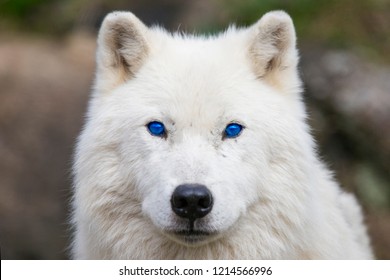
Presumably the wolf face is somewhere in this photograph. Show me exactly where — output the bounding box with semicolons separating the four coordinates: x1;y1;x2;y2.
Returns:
74;10;307;245
72;11;372;259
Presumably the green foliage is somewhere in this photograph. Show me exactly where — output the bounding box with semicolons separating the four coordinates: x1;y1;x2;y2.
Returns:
0;0;51;17
223;0;330;26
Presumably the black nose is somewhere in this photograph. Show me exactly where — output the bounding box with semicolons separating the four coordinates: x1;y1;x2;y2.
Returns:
171;184;213;221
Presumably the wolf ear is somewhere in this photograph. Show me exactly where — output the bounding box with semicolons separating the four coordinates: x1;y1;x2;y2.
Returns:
95;11;149;92
249;11;299;87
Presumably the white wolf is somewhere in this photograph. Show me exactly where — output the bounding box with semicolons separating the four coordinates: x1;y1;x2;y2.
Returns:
71;10;373;259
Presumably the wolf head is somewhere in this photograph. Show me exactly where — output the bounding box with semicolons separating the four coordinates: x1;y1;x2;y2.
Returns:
73;11;315;256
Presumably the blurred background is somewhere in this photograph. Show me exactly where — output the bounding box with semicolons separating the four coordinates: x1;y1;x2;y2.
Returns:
0;0;389;259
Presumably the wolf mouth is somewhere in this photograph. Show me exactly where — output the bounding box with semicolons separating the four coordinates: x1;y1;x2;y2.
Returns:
174;229;211;236
170;229;216;244
163;226;219;244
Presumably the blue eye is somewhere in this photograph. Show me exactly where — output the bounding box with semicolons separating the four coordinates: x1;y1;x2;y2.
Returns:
224;123;243;138
147;121;166;137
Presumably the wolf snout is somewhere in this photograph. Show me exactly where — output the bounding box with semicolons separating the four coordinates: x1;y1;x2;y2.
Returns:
171;184;213;221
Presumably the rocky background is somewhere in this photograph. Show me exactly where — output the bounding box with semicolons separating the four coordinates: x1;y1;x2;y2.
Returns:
0;0;389;259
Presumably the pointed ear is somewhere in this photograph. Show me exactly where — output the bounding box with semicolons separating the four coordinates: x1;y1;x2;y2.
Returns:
249;11;299;86
95;11;149;92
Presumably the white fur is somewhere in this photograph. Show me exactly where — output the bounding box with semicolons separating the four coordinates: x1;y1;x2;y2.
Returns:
71;11;373;259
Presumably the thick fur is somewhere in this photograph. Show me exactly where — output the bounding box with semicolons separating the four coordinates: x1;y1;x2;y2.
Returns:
71;11;373;259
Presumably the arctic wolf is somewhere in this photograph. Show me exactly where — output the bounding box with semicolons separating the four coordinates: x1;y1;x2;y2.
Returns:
71;10;373;259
